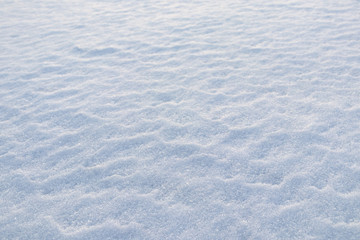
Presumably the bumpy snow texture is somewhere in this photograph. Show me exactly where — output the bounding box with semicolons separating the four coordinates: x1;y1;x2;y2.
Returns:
1;0;360;239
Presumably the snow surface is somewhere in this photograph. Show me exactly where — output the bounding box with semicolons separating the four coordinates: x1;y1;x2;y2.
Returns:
1;0;360;239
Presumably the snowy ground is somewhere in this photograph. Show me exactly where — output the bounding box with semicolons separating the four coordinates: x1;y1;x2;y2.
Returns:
1;0;360;239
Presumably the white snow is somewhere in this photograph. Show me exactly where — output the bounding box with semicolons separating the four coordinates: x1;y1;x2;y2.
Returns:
1;0;360;239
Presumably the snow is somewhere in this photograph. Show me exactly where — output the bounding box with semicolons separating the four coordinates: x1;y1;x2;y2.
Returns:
1;0;360;239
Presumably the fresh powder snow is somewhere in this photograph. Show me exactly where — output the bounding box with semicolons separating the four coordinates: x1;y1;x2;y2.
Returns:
1;0;360;239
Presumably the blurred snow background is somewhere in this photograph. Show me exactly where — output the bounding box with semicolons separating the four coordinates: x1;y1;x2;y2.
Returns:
1;0;360;239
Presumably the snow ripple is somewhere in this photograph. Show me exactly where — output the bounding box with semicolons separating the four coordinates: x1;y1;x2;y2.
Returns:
1;0;360;239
